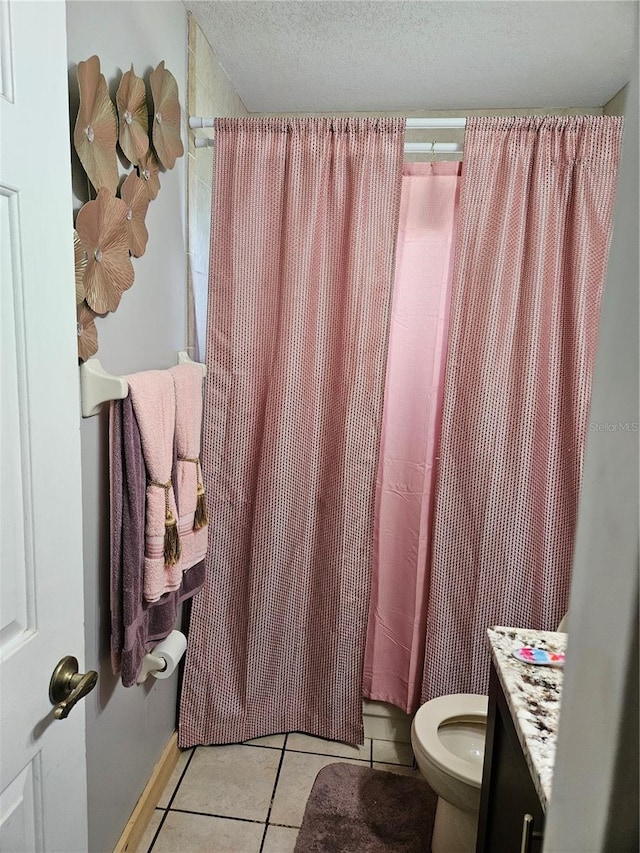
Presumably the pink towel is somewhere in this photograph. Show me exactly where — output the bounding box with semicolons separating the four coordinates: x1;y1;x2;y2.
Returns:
170;364;208;569
109;395;205;686
126;370;183;602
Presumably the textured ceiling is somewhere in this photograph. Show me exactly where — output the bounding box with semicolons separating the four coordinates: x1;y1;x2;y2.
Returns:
184;0;637;112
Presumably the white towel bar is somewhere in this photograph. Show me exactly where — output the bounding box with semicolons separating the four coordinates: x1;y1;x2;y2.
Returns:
79;351;206;418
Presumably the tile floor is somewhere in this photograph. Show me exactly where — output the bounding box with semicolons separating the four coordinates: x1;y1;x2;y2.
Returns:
139;732;420;852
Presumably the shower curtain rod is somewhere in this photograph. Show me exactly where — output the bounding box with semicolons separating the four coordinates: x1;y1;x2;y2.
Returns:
189;115;466;156
189;116;467;130
192;137;463;155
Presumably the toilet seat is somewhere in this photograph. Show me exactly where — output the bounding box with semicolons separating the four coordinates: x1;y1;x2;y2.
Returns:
412;694;488;788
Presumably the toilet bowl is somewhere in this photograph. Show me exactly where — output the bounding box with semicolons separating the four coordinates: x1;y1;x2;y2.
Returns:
411;693;488;853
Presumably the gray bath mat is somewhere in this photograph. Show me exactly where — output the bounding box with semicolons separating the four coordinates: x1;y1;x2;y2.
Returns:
293;762;437;852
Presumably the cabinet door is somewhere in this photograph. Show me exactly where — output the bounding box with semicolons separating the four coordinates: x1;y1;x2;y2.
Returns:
477;666;545;853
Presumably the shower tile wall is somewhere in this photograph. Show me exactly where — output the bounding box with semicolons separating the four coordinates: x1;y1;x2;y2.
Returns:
139;733;420;852
186;14;248;361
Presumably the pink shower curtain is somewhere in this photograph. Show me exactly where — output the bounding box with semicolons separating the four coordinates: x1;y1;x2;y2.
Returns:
421;116;623;702
179;118;405;747
363;163;461;714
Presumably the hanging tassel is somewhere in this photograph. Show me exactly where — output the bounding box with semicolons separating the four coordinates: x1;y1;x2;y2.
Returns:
164;507;182;565
179;456;209;531
150;478;182;566
194;482;209;530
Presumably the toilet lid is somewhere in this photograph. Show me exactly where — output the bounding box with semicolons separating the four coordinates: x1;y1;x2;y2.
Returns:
412;694;488;787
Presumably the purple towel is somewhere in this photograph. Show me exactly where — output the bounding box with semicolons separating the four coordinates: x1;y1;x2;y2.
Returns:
110;396;205;687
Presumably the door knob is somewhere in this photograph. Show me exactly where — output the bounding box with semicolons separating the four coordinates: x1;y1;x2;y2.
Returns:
49;656;98;719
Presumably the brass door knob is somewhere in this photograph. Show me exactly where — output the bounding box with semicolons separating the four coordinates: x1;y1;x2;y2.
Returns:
49;656;98;719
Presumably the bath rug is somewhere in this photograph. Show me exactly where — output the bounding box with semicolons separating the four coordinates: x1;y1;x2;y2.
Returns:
293;762;437;852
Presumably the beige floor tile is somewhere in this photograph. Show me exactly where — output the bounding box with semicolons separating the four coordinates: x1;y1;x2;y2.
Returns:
287;732;371;761
372;739;415;766
373;761;423;779
262;824;299;853
270;752;366;828
152;811;263;853
138;808;164;853
157;748;194;808
243;733;286;748
172;744;281;821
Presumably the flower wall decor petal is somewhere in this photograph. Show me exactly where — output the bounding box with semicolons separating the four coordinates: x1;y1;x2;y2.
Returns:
77;301;99;362
74;229;88;304
150;61;184;170
75;54;100;125
98;190;132;252
73;55;119;193
83;248;135;314
116;65;149;166
121;171;150;257
137;149;161;201
76;195;100;246
76;188;134;314
129;220;149;259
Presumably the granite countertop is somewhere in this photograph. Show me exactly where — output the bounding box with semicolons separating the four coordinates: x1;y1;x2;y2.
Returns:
487;626;567;812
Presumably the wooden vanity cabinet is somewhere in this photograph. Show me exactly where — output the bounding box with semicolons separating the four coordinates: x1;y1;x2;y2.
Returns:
476;663;545;853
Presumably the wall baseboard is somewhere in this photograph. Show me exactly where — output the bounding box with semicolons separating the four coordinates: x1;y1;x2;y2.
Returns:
113;731;180;853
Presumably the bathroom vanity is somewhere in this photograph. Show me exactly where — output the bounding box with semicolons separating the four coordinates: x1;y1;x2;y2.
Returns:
476;627;566;853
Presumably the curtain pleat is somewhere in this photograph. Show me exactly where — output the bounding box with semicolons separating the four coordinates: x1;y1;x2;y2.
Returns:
179;117;405;747
421;115;623;702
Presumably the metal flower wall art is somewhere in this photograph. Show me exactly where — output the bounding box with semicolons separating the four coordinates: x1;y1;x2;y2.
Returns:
121;172;150;257
76;302;99;363
76;188;135;314
74;229;88;305
71;56;184;361
150;61;184;170
74;56;119;194
116;65;149;166
137;148;162;201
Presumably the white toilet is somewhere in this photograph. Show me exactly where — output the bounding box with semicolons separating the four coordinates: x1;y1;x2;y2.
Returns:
411;616;567;852
411;693;488;853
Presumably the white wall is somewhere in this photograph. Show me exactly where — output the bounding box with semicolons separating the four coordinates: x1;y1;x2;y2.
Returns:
65;3;188;851
543;42;639;853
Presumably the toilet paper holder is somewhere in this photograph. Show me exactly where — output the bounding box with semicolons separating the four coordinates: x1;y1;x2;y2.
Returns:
136;630;188;684
137;651;169;684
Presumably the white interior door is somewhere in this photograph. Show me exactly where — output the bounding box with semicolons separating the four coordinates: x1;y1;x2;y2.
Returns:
0;2;88;851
